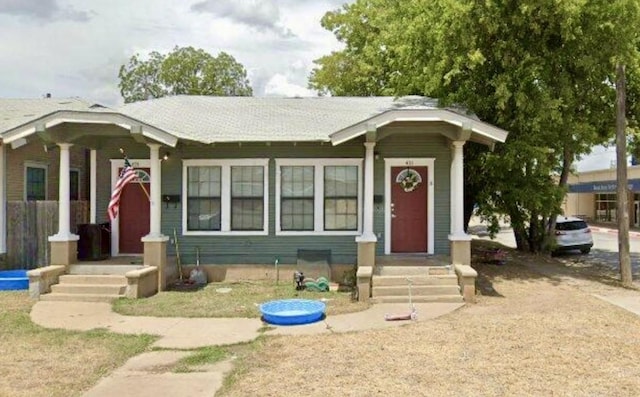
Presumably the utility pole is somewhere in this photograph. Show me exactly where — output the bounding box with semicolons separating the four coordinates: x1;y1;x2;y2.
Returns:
615;62;633;287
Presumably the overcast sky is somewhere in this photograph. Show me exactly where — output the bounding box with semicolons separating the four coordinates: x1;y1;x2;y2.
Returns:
0;0;348;106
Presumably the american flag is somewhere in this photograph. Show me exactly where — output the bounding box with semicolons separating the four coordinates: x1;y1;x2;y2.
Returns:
107;158;138;221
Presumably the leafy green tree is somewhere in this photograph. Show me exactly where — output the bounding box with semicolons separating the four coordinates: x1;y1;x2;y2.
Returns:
310;0;640;252
119;46;252;103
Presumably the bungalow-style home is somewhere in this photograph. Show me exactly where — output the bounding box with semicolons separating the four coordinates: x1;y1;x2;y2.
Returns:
0;96;508;303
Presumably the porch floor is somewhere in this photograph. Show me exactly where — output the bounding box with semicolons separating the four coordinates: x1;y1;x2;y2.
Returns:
76;256;143;266
375;254;450;267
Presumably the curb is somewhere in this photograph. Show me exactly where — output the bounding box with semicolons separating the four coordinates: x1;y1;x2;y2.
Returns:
590;226;640;238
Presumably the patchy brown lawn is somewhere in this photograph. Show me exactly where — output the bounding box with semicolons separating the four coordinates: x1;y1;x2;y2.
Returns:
0;291;156;397
219;243;640;396
114;280;367;318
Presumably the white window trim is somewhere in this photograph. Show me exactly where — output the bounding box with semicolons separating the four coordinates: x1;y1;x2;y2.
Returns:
70;168;81;201
182;159;269;236
384;158;435;255
24;162;48;201
275;158;363;236
110;159;150;257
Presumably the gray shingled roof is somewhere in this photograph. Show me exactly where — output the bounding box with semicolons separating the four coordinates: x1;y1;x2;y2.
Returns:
118;95;445;144
0;98;98;134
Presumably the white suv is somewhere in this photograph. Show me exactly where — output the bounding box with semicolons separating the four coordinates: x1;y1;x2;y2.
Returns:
554;216;593;255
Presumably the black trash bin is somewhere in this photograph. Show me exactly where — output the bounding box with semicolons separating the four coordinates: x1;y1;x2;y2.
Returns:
77;223;110;261
99;222;111;257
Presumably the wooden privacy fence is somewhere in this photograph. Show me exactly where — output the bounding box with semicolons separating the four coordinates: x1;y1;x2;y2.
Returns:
6;201;88;269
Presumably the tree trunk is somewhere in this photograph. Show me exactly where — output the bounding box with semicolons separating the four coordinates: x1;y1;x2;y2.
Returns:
510;209;528;251
546;147;574;251
528;211;539;253
615;62;633;287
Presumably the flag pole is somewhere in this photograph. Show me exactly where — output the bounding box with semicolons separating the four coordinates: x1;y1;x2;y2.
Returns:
120;148;151;202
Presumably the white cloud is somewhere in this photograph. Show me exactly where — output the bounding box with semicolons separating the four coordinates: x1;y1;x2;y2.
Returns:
264;74;315;97
191;0;294;38
575;145;631;172
0;0;350;105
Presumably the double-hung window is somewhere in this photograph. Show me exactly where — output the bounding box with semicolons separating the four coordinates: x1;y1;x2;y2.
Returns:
276;159;362;235
280;166;314;231
324;166;358;231
183;159;268;235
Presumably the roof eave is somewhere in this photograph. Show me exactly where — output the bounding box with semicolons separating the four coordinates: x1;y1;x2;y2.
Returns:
1;110;178;147
330;109;509;146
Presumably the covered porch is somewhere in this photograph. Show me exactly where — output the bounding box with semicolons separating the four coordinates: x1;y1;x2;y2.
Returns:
1;109;178;296
329;108;508;302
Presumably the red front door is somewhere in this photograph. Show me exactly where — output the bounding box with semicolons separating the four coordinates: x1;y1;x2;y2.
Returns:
391;166;428;252
118;168;150;254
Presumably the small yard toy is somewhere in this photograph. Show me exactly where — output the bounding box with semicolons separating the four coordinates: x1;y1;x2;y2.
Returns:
294;271;306;290
293;271;330;292
384;278;417;321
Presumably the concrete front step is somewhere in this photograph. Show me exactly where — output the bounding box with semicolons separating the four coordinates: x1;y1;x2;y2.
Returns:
51;283;126;295
59;274;127;285
376;265;452;276
372;285;460;297
40;293;123;303
45;274;128;302
372;274;458;287
370;295;464;304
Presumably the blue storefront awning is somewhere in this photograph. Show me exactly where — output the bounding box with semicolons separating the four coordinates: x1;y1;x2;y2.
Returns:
568;179;640;193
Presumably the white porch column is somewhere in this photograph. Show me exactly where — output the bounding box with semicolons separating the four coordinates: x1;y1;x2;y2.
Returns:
89;149;97;224
359;141;377;241
449;140;472;267
450;140;466;236
356;141;377;274
0;143;6;254
142;143;169;291
147;143;162;238
52;143;76;239
48;143;78;266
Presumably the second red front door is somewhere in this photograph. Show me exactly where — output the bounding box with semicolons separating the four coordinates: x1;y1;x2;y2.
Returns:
390;166;428;253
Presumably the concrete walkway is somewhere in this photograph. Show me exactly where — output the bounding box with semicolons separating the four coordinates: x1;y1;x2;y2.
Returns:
30;300;464;397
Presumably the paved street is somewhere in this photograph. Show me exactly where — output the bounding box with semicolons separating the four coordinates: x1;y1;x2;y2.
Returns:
472;225;640;276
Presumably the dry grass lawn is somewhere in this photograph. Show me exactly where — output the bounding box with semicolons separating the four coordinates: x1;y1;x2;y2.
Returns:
0;291;156;397
113;280;367;318
219;246;640;396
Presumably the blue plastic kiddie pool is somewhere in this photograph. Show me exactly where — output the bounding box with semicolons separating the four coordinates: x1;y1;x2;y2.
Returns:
260;299;326;325
0;270;29;291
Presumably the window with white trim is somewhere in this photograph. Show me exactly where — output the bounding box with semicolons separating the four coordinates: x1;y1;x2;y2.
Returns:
281;166;314;231
324;166;358;231
187;166;221;231
276;159;362;235
183;159;268;235
231;166;264;230
25;164;47;201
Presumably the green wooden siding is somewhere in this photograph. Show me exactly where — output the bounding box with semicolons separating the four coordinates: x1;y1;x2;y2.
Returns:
373;133;451;255
95;134;452;265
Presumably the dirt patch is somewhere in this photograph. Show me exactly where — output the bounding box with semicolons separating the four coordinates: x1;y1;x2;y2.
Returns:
220;245;640;396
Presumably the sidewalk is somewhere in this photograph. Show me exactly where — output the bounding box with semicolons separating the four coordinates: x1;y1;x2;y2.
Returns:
30;300;463;397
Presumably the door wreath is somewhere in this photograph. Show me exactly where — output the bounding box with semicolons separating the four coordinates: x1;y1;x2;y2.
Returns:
395;168;422;192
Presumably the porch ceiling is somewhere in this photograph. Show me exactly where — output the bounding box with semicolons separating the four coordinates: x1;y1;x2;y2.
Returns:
378;121;499;148
0;110;178;148
330;109;509;147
